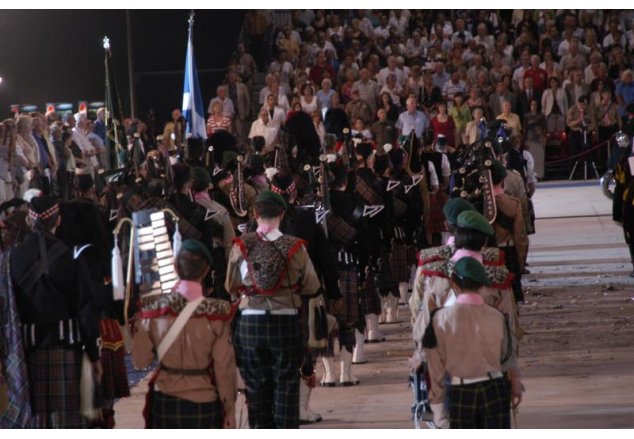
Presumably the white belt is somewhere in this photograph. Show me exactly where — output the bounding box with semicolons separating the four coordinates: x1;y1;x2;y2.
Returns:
241;308;298;316
451;371;504;386
498;240;514;247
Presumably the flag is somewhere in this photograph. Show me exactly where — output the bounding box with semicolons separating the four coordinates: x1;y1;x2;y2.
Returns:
104;36;126;170
182;12;207;140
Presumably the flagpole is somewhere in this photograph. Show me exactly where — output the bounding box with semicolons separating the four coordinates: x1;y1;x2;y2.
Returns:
182;9;207;154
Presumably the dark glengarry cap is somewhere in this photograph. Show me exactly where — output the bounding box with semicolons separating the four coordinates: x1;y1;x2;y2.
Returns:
489;159;507;181
453;256;491;286
443;197;476;226
457;210;494;236
256;189;287;211
355;142;374;160
180;239;213;266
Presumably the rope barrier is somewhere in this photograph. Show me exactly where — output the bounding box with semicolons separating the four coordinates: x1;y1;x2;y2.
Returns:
544;137;611;166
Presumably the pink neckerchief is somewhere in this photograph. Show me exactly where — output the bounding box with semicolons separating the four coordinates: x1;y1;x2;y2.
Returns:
446;235;455;246
493;184;505;196
456;293;485;305
174;279;204;301
450;249;483;263
193;191;211;203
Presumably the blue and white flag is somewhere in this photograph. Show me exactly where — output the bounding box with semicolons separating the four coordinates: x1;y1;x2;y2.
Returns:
182;13;207;140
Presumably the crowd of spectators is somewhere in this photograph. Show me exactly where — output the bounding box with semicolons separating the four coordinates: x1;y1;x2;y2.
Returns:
211;9;634;180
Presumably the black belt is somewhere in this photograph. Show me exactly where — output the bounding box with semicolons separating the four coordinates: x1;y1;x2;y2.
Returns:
22;318;82;350
159;364;210;376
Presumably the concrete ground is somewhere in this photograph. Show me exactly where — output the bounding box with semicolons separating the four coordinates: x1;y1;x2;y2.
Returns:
114;180;634;429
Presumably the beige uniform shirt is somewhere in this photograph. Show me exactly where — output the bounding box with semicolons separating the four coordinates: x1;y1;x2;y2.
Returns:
494;192;529;269
225;230;321;310
425;302;511;404
194;196;235;259
132;294;237;411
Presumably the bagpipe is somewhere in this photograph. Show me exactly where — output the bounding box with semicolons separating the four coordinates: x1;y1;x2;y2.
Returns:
449;119;506;223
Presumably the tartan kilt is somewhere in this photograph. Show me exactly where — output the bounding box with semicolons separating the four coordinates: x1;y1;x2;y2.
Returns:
378;251;398;296
359;268;382;316
150;391;222;429
390;242;411;283
27;347;87;428
428;191;448;235
99;319;130;401
335;268;361;326
449;377;511;429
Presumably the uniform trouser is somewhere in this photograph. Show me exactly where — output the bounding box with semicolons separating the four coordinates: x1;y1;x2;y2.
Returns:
449;377;510;429
235;313;303;429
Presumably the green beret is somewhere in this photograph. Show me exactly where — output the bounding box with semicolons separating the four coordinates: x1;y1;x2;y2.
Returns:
255;189;287;211
443;197;476;226
179;239;213;266
457;210;494;236
489;159;507;181
453;256;491;286
190;166;210;189
222;150;238;166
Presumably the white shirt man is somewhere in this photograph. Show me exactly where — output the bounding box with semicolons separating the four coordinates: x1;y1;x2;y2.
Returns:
72;113;99;172
378;56;406;87
396;97;430;138
248;110;279;150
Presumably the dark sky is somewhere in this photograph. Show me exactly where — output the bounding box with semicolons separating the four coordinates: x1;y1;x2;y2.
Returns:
0;10;245;125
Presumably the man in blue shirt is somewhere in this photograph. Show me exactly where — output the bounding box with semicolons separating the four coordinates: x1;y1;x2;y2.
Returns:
396;96;429;138
93;107;107;143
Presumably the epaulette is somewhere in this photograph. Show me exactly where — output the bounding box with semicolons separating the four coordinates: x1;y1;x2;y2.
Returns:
419;258;514;290
138;292;237;321
418;245;505;267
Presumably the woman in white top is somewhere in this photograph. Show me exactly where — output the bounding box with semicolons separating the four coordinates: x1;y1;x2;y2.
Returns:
300;83;320;114
541;76;568;133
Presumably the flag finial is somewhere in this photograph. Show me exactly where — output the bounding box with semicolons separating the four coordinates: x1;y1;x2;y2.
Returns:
188;10;195;28
102;36;110;50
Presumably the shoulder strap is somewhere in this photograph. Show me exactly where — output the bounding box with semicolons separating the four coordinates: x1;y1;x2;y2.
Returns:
17;242;67;293
421;307;444;349
157;296;204;362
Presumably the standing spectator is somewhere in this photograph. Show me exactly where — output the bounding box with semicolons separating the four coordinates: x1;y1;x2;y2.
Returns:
249;109;278;153
592;90;622;168
524;100;548;179
441;71;467;108
465;107;485;144
448;93;472;145
352;68;380;116
489;80;515;121
560;38;588;73
473;22;495;54
432;61;451;90
523;55;549;94
497;100;523;141
379;91;400;123
585;52;604;85
309;50;336;85
300;83;320;114
466;87;486;115
542;76;569;133
517;76;542;123
431;102;456;149
371;108;396;148
263;94;286;129
345;89;373;126
312;110;326;148
316;78;335;109
92;107;106;143
380;74;404;108
207;86;235;120
420;70;443;117
467;55;488;88
541;50;563;81
339;69;357;105
396;96;430;138
244;11;269;71
206;102;232;136
324;92;350;140
226;70;250;139
378;56;406;87
512;51;531;93
268;49;294;87
616;70;634;123
277;25;300;62
565;69;591;109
